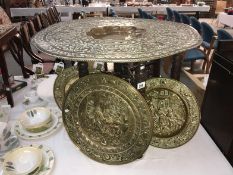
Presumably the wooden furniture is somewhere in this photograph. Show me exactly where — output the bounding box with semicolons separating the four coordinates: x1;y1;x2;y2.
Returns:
0;26;27;107
201;40;233;166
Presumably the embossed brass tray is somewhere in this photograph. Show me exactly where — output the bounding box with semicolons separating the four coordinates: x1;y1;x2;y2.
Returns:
31;17;202;63
145;78;200;148
62;73;153;164
53;67;79;109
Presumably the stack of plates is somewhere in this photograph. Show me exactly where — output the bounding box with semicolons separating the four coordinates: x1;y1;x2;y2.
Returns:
14;107;62;140
2;145;55;175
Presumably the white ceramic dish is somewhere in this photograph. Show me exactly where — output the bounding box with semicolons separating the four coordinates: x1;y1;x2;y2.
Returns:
3;147;43;175
0;145;55;175
14;108;62;140
20;108;52;132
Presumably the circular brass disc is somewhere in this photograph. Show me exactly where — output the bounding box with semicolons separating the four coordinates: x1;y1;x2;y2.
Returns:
145;78;200;148
31;17;202;63
62;73;153;164
53;67;79;109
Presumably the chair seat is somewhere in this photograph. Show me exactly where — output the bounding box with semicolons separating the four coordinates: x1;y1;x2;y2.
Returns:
184;49;206;61
27;63;54;74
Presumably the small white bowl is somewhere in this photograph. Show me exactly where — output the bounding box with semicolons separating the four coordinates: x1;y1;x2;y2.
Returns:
3;147;43;175
20;107;52;132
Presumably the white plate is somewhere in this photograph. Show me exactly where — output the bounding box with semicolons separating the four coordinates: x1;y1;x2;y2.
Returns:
14;108;62;140
1;145;55;175
3;147;43;175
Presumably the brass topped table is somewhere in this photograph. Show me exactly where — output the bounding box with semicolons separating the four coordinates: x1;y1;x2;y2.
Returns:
31;17;201;62
31;17;202;84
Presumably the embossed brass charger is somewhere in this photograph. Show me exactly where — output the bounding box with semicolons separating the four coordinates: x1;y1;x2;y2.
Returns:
145;78;200;148
62;73;153;164
53;67;79;109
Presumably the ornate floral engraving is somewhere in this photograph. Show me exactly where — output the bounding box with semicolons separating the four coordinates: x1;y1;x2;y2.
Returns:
62;73;153;164
31;17;202;63
145;78;200;148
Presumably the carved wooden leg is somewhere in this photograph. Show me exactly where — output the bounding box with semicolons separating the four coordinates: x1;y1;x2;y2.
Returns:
170;54;183;81
135;62;148;95
0;50;14;107
78;61;89;78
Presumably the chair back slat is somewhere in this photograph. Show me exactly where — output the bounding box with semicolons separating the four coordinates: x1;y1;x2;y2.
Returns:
39;13;50;28
190;17;202;34
173;10;181;23
201;22;215;43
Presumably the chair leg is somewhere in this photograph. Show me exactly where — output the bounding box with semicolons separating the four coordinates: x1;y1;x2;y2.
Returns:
205;52;214;74
202;60;207;71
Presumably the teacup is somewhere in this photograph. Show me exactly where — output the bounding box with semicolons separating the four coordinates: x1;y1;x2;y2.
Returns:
0;122;19;154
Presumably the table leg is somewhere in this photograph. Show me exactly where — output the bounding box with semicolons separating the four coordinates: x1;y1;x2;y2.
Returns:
148;59;160;78
135;62;148;95
195;12;200;19
78;61;89;78
0;50;14;107
170;54;182;81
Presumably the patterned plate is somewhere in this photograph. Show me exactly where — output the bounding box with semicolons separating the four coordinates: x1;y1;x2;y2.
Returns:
14;108;62;140
53;67;79;109
62;73;153;164
145;78;200;148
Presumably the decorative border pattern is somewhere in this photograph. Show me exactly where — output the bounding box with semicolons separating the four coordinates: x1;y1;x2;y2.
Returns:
31;17;202;63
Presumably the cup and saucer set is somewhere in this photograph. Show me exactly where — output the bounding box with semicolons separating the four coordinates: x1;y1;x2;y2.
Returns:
0;106;61;175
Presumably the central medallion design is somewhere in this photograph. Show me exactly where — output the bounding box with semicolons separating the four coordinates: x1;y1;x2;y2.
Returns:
79;91;132;147
86;26;145;40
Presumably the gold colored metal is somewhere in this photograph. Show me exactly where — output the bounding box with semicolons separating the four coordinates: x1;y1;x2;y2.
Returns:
53;67;79;109
145;78;200;148
31;17;202;63
62;73;153;164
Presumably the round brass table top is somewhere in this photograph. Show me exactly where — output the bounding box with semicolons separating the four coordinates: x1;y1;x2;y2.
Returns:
31;17;202;63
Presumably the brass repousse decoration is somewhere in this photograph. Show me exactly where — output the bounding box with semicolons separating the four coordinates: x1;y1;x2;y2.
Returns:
62;73;153;164
53;67;79;109
31;17;202;63
145;78;200;148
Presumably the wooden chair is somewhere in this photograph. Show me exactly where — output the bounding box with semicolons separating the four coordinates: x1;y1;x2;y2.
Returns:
39;13;50;29
8;33;54;75
33;14;43;32
20;22;56;64
52;5;61;22
47;8;57;25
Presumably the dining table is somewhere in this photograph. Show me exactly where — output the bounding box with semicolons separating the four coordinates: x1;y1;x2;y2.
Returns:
0;75;232;175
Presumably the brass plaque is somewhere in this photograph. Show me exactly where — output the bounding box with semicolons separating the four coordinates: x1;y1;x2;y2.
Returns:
145;78;200;148
53;67;79;109
62;73;153;164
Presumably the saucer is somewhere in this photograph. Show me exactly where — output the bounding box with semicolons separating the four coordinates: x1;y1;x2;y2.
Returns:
14;108;62;140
